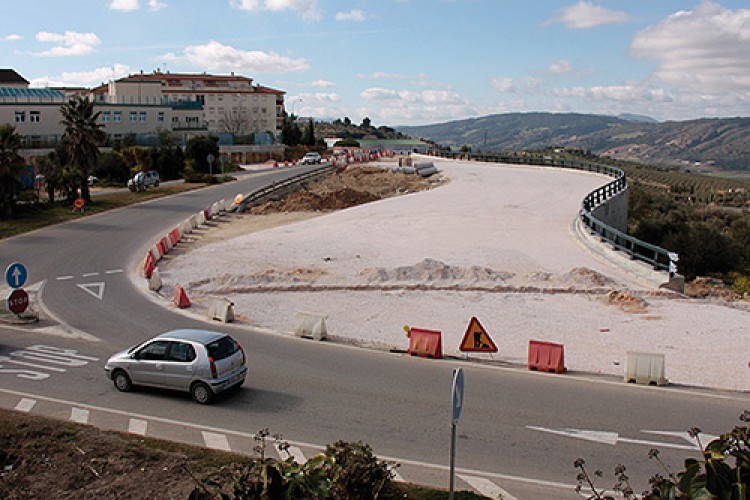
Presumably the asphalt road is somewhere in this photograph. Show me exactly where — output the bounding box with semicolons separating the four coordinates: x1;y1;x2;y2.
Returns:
0;165;748;499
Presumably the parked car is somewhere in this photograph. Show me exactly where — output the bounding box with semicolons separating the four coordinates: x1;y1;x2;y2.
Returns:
104;329;247;404
127;170;160;192
301;152;322;164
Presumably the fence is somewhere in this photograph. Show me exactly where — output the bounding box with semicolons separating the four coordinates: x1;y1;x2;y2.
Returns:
428;150;675;272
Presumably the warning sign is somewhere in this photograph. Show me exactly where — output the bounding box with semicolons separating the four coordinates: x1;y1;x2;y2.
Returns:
459;317;498;353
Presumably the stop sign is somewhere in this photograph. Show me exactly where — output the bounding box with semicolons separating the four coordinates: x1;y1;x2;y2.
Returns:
7;288;29;314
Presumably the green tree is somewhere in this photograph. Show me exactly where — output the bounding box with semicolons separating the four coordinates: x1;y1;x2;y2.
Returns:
94;152;130;184
302;119;315;146
361;116;371;128
60;96;105;202
281;116;302;147
185;135;219;174
0;124;25;218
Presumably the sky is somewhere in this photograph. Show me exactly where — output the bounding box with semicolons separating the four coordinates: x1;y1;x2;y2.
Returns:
2;0;750;126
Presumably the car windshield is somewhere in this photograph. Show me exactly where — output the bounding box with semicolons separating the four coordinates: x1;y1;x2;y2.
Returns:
206;335;239;361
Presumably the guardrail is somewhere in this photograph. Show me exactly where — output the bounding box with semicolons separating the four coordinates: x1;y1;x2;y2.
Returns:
236;163;338;212
427;151;675;272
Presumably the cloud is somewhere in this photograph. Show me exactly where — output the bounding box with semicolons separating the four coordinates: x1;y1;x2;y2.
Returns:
553;83;673;103
546;59;573;74
110;0;139;11
631;1;750;95
35;31;101;56
162;40;309;73
3;34;23;41
491;77;515;93
335;9;366;22
29;64;132;88
311;79;335;88
230;0;321;21
360;87;467;106
545;1;631;29
298;92;340;103
148;0;167;10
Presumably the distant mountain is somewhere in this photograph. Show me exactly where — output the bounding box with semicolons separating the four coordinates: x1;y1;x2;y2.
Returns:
396;113;750;171
617;113;658;123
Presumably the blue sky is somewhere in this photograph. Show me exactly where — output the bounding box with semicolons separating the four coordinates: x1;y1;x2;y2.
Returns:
3;1;750;126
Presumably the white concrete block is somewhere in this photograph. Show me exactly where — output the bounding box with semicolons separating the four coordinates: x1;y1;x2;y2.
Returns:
625;351;667;386
208;298;235;323
294;311;328;341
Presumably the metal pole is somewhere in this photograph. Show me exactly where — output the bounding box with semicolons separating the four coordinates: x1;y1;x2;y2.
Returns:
449;422;456;499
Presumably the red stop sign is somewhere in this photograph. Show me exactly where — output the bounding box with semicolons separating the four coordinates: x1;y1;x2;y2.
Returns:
7;288;29;314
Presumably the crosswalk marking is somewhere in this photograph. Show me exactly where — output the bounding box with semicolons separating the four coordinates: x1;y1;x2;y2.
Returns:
70;407;90;424
274;444;307;464
459;474;519;500
15;398;36;412
202;431;231;451
128;418;148;436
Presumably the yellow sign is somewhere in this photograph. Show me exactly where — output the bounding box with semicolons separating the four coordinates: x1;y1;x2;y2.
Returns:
459;317;497;353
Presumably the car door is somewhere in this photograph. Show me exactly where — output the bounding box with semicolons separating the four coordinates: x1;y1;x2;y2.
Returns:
130;340;169;387
162;341;197;390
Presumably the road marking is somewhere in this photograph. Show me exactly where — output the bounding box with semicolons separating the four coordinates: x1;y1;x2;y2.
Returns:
15;398;36;412
202;431;231;451
56;276;74;281
70;407;89;424
0;387;580;494
274;444;306;464
105;269;124;275
390;466;405;483
0;355;66;373
642;430;719;447
76;282;105;300
82;272;100;277
527;425;698;451
128;418;148;436
459;474;519;500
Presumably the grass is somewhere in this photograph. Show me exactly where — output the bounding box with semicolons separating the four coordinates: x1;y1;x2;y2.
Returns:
0;182;209;239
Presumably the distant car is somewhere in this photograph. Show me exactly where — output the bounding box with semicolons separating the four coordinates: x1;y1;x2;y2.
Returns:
301;152;322;164
87;175;98;186
127;170;160;192
104;329;247;404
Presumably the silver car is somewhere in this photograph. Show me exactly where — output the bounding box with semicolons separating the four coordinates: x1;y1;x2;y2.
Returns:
104;329;247;404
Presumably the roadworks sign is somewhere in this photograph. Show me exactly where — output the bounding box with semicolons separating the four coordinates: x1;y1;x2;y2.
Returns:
459;317;498;353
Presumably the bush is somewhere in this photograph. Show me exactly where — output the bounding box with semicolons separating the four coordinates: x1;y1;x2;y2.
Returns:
325;440;395;499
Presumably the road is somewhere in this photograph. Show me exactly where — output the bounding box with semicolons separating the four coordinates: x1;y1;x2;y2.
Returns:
0;164;747;499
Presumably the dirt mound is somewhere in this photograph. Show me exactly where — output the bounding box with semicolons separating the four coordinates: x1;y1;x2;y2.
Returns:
360;258;514;284
562;267;617;287
605;290;648;313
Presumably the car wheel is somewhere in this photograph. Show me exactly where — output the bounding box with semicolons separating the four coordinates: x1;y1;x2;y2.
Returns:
113;370;132;392
191;382;213;404
154;181;159;187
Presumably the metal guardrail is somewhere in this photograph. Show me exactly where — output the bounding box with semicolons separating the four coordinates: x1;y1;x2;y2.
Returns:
236;164;338;212
428;151;675;272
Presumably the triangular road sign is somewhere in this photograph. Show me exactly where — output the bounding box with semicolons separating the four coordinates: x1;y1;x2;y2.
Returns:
76;282;105;300
459;317;498;352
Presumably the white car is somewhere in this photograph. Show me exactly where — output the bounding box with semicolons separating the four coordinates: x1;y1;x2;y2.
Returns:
301;152;322;164
127;170;160;192
104;329;247;404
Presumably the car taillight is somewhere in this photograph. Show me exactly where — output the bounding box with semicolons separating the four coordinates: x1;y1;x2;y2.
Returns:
238;342;246;365
209;356;217;378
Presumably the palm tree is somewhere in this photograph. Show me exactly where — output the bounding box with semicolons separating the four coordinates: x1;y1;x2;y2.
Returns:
60;96;105;202
0;124;25;218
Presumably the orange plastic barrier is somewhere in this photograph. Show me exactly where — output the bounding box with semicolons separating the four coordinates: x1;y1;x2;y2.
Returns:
408;328;443;359
143;252;156;279
528;340;566;373
174;284;191;308
168;228;181;246
204;208;212;220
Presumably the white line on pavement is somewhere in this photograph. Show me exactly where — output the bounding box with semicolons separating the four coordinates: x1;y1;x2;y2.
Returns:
15;398;36;412
82;272;100;277
56;276;74;281
459;474;519;500
70;407;89;424
105;269;124;274
128;418;148;436
202;431;231;451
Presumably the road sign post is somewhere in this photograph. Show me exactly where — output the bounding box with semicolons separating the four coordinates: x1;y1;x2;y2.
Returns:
449;367;464;500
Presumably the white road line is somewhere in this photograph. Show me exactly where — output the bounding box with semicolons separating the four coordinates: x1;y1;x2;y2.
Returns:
274;444;306;464
82;272;100;277
15;398;36;412
70;407;89;424
460;474;519;500
56;276;74;281
390;466;405;483
105;269;124;274
202;431;231;451
128;418;148;436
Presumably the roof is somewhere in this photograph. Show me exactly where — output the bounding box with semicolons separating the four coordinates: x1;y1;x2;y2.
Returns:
155;329;229;344
0;87;65;99
0;69;29;85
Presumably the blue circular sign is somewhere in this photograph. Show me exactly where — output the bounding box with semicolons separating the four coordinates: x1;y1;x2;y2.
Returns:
5;262;28;289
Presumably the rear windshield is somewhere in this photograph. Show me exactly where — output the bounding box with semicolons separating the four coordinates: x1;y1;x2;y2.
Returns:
206;336;239;361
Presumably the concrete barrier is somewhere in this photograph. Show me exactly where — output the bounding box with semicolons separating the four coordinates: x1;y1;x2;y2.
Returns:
174;284;190;308
149;267;162;291
196;211;206;226
208;298;235;323
528;340;566;373
151;243;162;261
625;352;667;385
294;311;328;341
164;233;173;251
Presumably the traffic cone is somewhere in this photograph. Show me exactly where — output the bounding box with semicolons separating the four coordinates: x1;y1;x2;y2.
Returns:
174;284;191;308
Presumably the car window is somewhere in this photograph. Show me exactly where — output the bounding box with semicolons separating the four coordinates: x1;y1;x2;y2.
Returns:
167;342;196;362
206;336;239;361
137;340;169;361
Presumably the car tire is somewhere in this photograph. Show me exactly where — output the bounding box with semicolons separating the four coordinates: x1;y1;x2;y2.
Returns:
154;181;159;187
191;382;213;404
113;370;132;392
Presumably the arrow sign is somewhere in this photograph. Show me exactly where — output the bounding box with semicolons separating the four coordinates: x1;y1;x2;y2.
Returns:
76;282;105;300
451;367;464;425
526;425;701;451
5;262;28;289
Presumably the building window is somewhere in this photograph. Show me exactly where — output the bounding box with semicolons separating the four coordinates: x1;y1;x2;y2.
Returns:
14;111;25;123
157;112;164;123
196;95;205;105
139;111;146;123
30;111;40;123
186;116;199;124
101;111;110;123
129;111;137;123
114;112;122;123
171;116;179;124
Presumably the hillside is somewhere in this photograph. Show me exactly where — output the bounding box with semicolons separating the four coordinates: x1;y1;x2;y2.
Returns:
397;113;750;172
